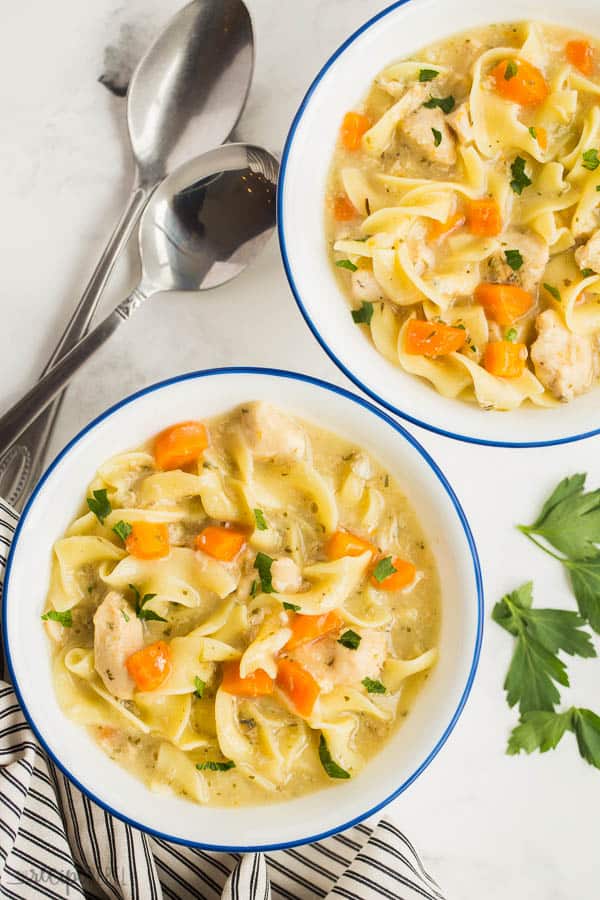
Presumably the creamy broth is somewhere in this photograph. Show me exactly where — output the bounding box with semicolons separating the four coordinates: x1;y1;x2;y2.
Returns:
43;403;439;806
326;22;600;410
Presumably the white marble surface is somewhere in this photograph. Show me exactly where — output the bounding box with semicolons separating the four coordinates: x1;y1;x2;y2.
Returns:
1;1;599;896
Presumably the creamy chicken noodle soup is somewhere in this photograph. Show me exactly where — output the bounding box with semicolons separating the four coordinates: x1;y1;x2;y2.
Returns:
42;403;439;806
326;22;600;410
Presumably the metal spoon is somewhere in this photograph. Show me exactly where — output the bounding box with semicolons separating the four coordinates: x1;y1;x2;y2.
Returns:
0;143;279;455
0;0;254;509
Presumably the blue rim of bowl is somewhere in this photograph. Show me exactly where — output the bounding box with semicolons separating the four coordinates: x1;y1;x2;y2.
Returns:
277;0;600;449
2;366;483;852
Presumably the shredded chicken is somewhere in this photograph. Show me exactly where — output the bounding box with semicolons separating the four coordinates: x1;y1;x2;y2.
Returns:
271;557;303;593
289;629;387;693
240;402;306;461
93;591;143;699
530;309;597;401
485;229;549;294
575;231;600;274
401;104;457;167
351;268;385;303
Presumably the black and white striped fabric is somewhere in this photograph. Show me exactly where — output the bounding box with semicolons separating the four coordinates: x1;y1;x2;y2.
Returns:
0;499;445;900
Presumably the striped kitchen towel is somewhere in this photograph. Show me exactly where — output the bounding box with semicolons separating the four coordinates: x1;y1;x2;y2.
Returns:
0;499;445;900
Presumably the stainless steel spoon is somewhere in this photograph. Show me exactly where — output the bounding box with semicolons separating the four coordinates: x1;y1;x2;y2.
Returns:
0;143;279;455
0;0;254;509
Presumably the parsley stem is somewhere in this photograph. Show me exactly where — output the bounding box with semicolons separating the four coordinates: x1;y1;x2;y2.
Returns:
517;527;567;563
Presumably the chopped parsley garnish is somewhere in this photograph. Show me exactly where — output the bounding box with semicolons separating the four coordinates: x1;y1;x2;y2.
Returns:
504;59;518;80
528;126;537;140
112;520;132;543
351;301;374;325
253;508;268;531
418;68;438;82
283;602;301;612
129;583;167;623
318;734;350;779
41;609;73;628
254;552;274;593
372;556;397;583
504;249;523;271
250;579;259;598
582;149;600;171
86;489;111;524
423;95;455;114
510;156;532;195
596;185;600;192
543;282;561;302
338;629;361;650
362;677;386;694
194;676;206;699
120;609;130;623
505;327;518;343
196;760;235;771
581;268;595;278
431;127;442;147
336;258;358;272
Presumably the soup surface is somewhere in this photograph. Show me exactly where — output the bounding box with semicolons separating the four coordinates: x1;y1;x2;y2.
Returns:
42;403;439;806
326;22;600;410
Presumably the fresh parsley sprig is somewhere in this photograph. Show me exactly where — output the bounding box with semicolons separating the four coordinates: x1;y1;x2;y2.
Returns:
129;583;167;623
318;734;350;779
87;489;111;524
508;707;600;769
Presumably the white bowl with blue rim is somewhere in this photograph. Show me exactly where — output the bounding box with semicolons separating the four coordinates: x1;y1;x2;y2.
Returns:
278;0;600;447
3;368;482;850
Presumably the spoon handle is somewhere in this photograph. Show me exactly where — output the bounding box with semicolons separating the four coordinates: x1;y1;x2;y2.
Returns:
0;185;151;510
0;288;148;458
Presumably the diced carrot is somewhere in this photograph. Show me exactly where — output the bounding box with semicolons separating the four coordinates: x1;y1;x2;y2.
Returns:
490;58;549;106
533;126;548;151
465;199;502;237
333;196;357;221
220;660;274;698
195;525;246;561
566;40;594;76
340;111;371;151
370;557;417;591
404;319;467;358
428;211;466;242
483;341;528;378
126;641;172;692
154;421;208;471
285;610;343;651
474;283;533;326
325;530;377;561
126;521;170;560
276;658;320;717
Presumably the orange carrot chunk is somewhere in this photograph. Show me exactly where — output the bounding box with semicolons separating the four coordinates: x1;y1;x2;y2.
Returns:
474;283;533;326
491;58;549;106
340;112;371;151
466;199;502;237
566;40;594;76
126;641;172;692
195;526;246;561
285;610;343;651
126;522;170;560
370;557;417;591
533;126;548;151
220;660;274;698
404;319;467;358
483;341;528;378
154;421;208;471
276;658;320;717
333;196;357;221
325;530;377;561
428;211;466;242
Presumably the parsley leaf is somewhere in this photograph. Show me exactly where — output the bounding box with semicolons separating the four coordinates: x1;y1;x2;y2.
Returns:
250;579;259;598
505;327;518;342
519;473;600;561
87;489;111;524
528;126;537;140
543;282;561;302
510;156;532;195
318;734;351;779
507;707;600;769
112;520;132;543
582;148;600;171
431;127;442;147
418;68;438;82
130;584;167;623
362;677;386;694
504;59;518;80
196;760;235;771
41;609;73;628
253;508;268;531
351;301;374;325
372;556;397;583
120;608;130;622
336;258;358;272
283;601;301;612
581;268;595;277
338;629;361;650
423;95;455;114
504;249;523;271
565;559;600;634
254;552;274;593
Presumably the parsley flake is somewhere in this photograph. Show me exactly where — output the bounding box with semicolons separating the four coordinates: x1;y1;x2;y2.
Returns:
250;579;259;598
423;95;455;114
351;301;374;325
112;520;132;543
504;59;518;80
336;258;358;272
318;734;351;779
41;609;73;628
582;149;600;171
129;584;167;623
253;508;268;531
283;602;301;612
194;676;206;699
338;629;361;650
418;68;438;82
362;677;386;694
505;327;518;342
581;268;595;278
510;156;532;195
254;552;274;593
372;556;398;583
543;282;561;302
432;127;442;147
196;760;235;771
505;249;523;271
528;126;537;140
87;489;111;524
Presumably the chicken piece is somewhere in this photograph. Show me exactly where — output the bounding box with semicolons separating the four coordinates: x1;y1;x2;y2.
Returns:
401;105;457;167
447;102;473;144
93;591;144;699
271;557;303;593
530;309;596;401
575;231;600;274
351;268;385;303
485;229;549;295
289;629;388;694
240;402;306;461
